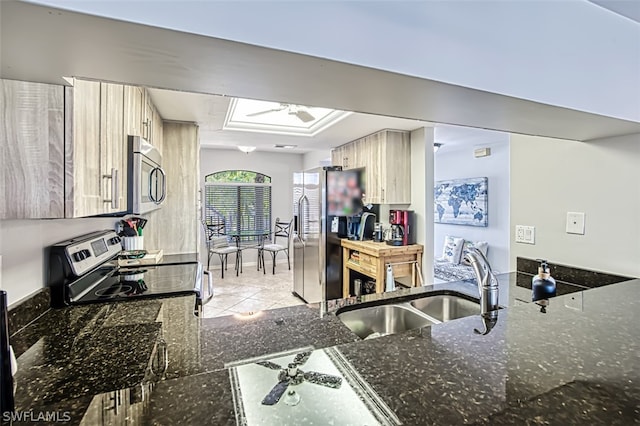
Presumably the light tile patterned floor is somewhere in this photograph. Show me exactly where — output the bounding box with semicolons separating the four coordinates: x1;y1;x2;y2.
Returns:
202;261;304;318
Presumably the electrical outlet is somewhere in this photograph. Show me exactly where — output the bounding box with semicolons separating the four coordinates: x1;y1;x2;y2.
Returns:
566;212;585;235
515;225;535;244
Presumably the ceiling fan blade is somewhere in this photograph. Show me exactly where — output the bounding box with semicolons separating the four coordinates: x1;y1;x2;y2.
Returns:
256;360;282;370
294;110;315;123
303;371;342;389
261;380;290;405
246;106;287;117
292;351;312;367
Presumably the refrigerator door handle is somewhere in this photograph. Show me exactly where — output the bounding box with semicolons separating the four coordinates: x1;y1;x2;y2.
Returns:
298;195;308;245
296;197;302;243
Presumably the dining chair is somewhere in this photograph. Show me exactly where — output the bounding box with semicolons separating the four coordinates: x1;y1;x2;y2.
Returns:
203;222;242;278
258;218;293;275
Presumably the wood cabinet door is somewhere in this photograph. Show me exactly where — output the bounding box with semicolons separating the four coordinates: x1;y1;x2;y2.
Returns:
0;80;64;219
124;85;144;138
331;146;343;167
381;130;411;204
343;142;355;169
100;82;125;213
144;90;154;142
68;79;102;217
151;104;163;154
362;132;383;204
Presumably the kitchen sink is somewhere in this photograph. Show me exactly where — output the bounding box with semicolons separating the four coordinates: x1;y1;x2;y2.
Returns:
337;292;481;339
337;304;438;339
410;294;481;322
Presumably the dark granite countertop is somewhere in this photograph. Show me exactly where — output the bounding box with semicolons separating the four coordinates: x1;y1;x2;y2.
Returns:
7;273;640;425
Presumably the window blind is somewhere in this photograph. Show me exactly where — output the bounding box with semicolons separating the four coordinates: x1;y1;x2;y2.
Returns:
204;183;272;243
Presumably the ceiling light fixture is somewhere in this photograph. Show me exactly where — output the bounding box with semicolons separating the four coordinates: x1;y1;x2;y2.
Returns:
434;143;443;153
237;145;256;154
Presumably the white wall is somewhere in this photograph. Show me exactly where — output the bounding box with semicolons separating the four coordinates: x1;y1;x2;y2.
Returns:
434;140;510;273
33;1;640;122
409;127;435;283
0;217;119;306
510;133;640;277
302;150;331;171
199;148;304;234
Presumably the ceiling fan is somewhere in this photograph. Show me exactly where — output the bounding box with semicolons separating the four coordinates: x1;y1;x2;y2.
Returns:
257;351;342;406
246;103;316;123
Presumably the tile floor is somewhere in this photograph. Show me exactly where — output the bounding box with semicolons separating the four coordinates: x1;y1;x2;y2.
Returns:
202;260;304;318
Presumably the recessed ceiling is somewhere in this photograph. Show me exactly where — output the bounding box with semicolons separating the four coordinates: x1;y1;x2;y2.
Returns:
223;99;352;136
147;87;507;153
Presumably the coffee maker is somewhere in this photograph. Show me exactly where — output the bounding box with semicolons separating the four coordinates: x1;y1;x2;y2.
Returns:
386;209;416;246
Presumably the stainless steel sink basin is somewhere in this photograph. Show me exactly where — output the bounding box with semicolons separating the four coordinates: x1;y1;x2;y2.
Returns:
410;295;480;322
337;304;437;339
337;292;482;339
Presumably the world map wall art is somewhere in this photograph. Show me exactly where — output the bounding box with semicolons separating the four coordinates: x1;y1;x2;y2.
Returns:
434;177;488;227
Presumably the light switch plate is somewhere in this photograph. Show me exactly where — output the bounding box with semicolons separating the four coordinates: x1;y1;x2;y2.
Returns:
566;212;585;235
515;225;535;244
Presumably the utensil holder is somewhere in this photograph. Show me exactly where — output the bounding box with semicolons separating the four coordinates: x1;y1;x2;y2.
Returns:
354;279;362;297
122;236;144;251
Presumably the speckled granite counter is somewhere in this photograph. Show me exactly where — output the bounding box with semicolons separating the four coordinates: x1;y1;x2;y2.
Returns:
7;274;640;425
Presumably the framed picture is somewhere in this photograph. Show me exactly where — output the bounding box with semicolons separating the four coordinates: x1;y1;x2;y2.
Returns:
434;177;488;227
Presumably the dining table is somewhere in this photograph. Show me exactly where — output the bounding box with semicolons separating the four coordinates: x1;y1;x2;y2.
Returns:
224;229;272;271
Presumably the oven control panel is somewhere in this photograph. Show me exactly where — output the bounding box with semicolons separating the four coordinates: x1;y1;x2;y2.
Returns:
63;230;122;277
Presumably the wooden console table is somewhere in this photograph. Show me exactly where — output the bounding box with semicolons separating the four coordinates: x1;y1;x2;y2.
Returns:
341;239;424;298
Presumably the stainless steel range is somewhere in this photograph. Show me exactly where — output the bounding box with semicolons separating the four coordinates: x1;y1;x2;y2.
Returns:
48;230;212;312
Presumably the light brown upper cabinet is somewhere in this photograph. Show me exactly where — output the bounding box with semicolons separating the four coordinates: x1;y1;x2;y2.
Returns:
331;142;359;170
65;79;126;217
2;79;160;219
332;129;411;204
124;86;163;152
0;79;65;219
124;85;145;138
151;102;163;154
99;82;126;215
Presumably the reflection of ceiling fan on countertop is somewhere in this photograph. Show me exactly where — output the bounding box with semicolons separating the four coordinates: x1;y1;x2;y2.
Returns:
247;103;315;123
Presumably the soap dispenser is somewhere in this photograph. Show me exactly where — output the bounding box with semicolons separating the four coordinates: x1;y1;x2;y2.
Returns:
532;259;556;304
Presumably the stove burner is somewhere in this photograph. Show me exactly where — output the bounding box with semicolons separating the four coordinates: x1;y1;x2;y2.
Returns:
95;284;134;299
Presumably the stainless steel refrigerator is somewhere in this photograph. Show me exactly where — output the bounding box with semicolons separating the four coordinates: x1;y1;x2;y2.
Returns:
293;166;358;303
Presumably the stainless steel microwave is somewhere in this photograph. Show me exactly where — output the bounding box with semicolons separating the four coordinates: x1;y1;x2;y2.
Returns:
128;136;166;214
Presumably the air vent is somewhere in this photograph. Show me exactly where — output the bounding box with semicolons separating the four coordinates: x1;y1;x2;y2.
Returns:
274;145;297;149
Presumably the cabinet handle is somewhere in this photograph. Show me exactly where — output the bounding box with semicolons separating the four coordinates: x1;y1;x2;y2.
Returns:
143;118;151;140
382;188;385;203
112;168;119;210
102;168;119;209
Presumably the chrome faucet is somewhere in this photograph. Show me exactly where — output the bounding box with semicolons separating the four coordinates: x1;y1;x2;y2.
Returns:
464;248;500;335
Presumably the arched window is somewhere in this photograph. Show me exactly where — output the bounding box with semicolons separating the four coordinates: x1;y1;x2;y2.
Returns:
204;170;272;243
